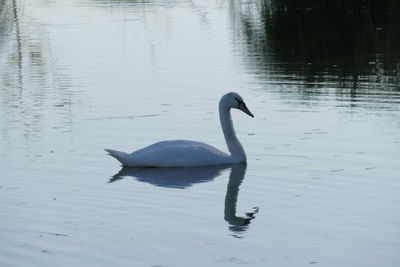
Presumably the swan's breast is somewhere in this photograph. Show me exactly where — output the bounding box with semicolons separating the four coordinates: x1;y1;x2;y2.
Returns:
127;140;230;167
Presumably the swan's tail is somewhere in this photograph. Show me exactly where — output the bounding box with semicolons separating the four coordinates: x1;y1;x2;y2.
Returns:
105;149;129;165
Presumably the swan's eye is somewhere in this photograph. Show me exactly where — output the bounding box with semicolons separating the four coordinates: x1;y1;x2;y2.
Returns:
235;97;243;107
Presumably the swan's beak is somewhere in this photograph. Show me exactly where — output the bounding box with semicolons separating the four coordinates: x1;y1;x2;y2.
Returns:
238;102;254;118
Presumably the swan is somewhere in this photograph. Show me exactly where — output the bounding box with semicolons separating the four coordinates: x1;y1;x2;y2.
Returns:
105;92;254;167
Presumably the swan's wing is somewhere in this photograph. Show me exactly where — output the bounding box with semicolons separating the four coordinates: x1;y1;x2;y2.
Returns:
125;140;230;167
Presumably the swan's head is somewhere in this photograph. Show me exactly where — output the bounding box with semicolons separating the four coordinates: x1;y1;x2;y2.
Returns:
220;92;254;118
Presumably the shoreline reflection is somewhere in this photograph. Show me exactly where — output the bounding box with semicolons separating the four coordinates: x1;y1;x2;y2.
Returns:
230;0;400;91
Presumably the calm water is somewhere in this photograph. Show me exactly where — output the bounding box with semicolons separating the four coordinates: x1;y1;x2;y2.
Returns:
1;0;400;266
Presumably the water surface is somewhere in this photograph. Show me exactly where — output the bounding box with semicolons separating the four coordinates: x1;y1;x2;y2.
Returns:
1;0;399;266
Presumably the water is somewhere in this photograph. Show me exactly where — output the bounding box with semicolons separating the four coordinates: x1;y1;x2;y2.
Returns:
1;0;400;266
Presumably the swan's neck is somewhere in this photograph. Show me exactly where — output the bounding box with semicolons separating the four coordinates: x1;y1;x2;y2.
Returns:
219;104;246;163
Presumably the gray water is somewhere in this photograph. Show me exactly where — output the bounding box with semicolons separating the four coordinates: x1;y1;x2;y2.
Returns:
1;0;400;266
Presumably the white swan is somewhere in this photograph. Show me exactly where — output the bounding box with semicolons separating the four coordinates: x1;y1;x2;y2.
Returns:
105;92;254;167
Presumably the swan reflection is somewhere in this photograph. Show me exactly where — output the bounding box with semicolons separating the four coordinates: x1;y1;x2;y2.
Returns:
225;164;259;236
108;164;258;235
109;165;230;189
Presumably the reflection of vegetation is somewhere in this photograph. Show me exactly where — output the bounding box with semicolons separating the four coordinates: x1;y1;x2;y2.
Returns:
0;0;74;150
0;0;13;41
233;0;400;90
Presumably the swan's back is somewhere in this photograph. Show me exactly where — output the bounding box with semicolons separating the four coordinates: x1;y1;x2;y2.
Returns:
108;140;231;167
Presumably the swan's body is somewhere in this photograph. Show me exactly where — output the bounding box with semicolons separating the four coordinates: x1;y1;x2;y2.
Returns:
105;92;253;167
106;140;231;167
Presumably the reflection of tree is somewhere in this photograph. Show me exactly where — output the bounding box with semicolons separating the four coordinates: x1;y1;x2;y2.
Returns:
12;0;23;90
0;1;14;47
0;0;74;153
230;0;400;91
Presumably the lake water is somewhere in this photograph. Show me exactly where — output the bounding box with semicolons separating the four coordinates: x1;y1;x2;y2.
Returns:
1;0;400;266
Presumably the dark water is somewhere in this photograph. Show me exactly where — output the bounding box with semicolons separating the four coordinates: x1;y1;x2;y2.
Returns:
234;0;400;90
1;0;399;266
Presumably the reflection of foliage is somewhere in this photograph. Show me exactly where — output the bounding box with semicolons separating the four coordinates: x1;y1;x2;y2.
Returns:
0;0;7;14
264;0;400;55
236;0;400;90
0;0;13;39
0;0;74;148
